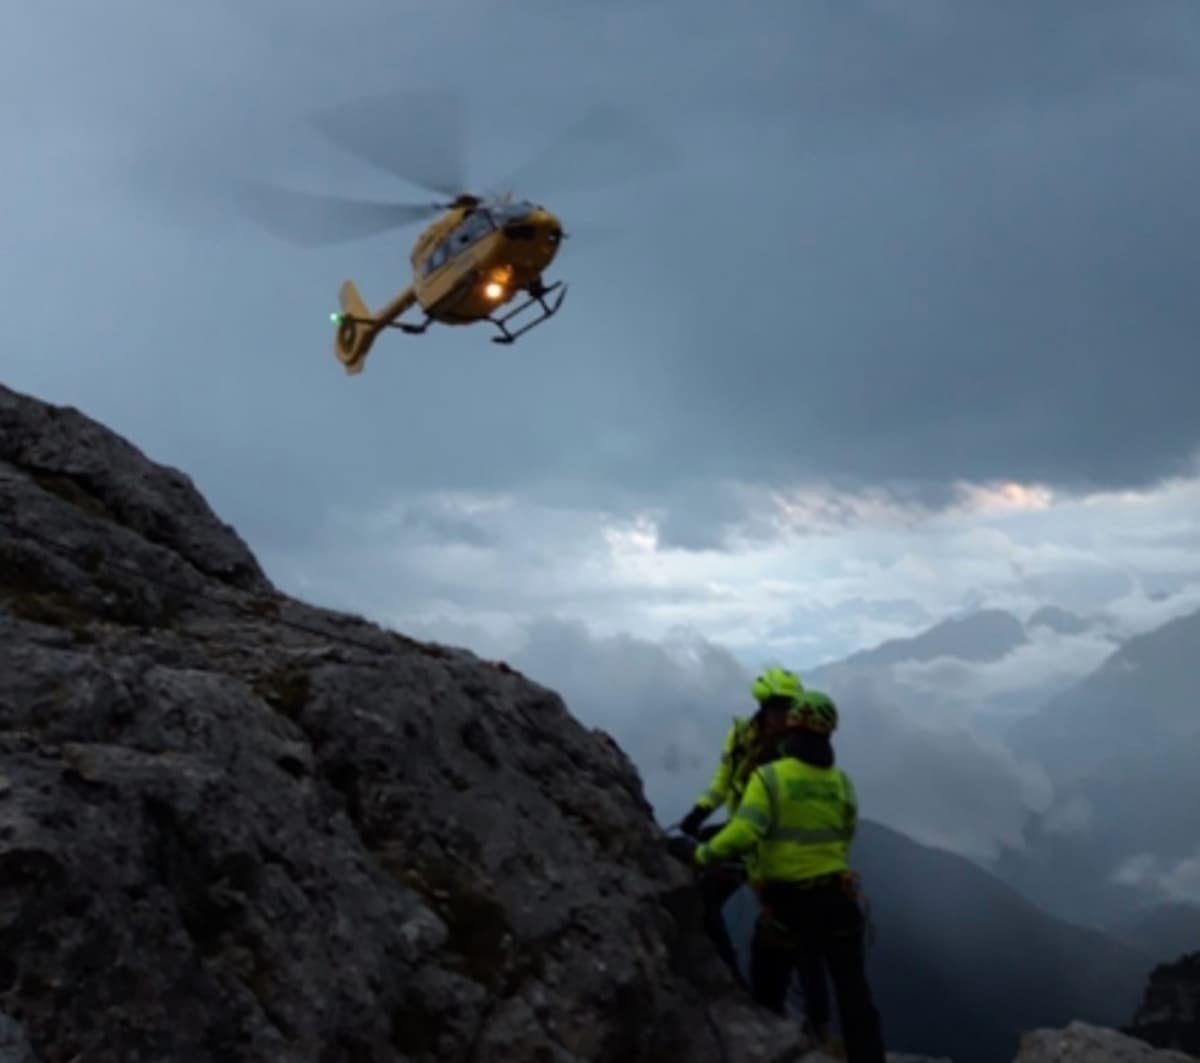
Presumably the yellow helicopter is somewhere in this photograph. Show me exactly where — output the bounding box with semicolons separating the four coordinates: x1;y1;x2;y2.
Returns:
238;91;673;375
332;190;568;373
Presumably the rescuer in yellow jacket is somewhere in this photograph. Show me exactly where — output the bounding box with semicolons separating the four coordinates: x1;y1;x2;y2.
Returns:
694;689;886;1063
683;666;804;827
677;667;805;986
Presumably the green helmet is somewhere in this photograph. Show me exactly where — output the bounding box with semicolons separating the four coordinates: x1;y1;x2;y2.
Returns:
789;690;838;734
751;666;803;705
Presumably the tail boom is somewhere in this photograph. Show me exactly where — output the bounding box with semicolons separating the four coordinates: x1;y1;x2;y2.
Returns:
333;281;417;375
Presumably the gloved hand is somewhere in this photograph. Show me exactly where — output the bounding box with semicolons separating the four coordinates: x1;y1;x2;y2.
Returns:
680;805;708;837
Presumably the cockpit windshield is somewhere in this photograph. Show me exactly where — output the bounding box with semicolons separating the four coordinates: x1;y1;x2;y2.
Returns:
487;200;537;225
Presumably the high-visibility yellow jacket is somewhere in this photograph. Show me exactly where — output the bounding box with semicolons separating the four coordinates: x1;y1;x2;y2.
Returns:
695;756;858;884
694;716;763;817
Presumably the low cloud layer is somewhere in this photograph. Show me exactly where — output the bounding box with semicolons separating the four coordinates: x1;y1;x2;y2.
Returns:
887;627;1129;721
1113;850;1200;906
261;470;1200;680
243;471;1199;869
505;617;1055;864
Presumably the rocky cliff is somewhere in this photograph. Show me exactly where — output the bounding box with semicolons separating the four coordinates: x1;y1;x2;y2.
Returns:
1014;1021;1198;1062
0;379;1187;1063
1124;952;1200;1056
0;380;812;1061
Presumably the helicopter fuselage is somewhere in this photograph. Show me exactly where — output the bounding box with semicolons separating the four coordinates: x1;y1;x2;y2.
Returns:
332;197;568;373
409;198;564;323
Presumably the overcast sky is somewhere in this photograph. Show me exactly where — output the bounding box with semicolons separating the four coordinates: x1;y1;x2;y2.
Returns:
5;1;1199;869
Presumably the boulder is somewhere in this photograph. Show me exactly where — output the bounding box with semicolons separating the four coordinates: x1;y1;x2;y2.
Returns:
1015;1020;1198;1062
1125;951;1200;1057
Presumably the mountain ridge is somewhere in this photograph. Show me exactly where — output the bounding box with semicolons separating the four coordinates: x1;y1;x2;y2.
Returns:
784;595;1200;935
1;378;1189;1062
1007;606;1200;778
991;606;1200;929
802;607;1031;675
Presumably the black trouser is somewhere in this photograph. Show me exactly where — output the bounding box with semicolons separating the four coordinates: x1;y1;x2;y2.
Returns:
697;862;748;983
695;823;748;984
750;877;886;1063
793;948;831;1038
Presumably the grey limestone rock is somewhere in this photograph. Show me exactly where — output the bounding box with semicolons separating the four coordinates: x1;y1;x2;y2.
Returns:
1015;1020;1199;1062
1125;951;1200;1057
0;381;814;1061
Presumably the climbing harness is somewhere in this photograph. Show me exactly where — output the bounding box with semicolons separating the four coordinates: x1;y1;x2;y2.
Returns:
754;870;876;949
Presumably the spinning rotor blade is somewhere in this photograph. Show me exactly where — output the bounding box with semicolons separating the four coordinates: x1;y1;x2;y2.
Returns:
307;89;468;200
554;219;627;247
236;180;444;246
485;102;679;202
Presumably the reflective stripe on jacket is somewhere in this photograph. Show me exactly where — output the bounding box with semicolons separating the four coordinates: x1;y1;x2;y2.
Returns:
696;757;858;882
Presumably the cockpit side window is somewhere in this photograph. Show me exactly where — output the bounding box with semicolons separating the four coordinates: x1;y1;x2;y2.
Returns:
454;210;495;248
424;241;451;275
423;211;495;275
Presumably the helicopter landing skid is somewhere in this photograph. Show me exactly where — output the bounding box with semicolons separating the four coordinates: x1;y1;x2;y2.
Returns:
489;281;567;345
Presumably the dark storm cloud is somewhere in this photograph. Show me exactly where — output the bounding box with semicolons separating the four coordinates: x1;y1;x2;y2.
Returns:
647;0;1200;495
721;1;1198;128
4;0;1199;557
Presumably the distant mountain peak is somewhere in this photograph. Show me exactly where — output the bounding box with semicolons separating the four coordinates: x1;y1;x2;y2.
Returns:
834;607;1029;670
1027;605;1092;636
